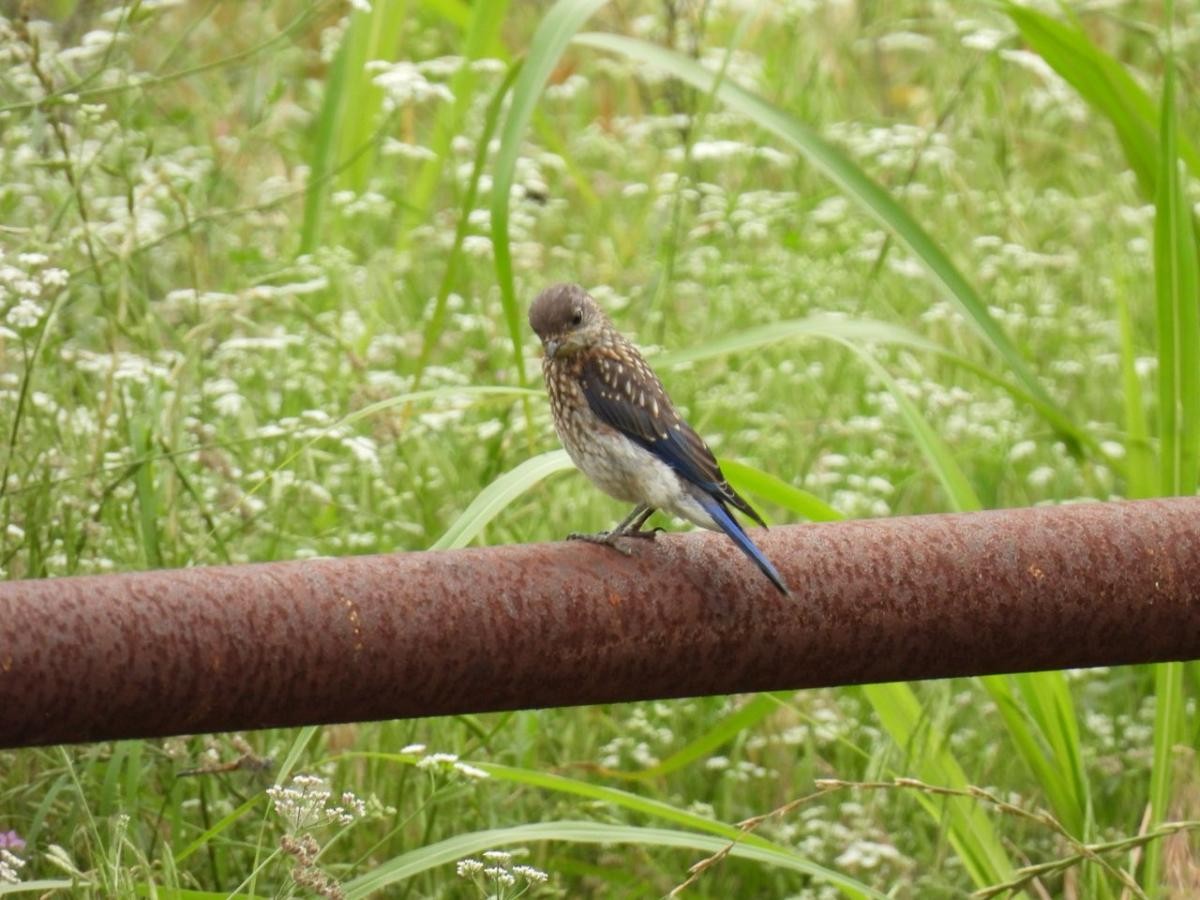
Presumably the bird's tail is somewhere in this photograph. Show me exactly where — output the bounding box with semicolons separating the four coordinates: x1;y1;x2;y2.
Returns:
697;494;790;597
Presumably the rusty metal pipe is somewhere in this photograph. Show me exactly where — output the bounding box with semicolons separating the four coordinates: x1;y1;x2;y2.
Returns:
2;498;1199;749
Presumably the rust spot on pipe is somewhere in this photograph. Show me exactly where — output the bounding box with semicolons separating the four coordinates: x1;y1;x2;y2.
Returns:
1;498;1200;748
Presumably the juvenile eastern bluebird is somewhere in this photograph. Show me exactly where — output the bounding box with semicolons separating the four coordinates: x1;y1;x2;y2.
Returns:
529;283;789;596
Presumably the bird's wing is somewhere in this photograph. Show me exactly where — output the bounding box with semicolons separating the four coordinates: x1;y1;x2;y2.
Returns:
694;491;789;595
579;347;766;528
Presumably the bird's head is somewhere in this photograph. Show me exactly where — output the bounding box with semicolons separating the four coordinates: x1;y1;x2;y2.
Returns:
528;283;607;360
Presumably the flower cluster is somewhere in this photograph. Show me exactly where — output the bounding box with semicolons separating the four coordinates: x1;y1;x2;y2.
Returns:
0;831;25;885
456;849;549;897
402;743;490;781
267;775;367;833
0;250;68;337
281;832;344;900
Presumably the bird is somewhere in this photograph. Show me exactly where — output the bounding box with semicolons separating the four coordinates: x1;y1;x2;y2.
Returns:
528;282;789;596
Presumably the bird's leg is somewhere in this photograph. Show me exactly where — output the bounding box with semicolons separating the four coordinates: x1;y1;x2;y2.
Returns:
621;505;662;540
568;504;651;556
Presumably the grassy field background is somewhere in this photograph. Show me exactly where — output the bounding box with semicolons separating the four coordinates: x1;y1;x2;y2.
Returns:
1;0;1198;896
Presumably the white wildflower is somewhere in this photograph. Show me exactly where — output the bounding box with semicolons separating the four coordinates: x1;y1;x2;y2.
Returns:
456;858;484;877
340;791;367;821
545;72;589;100
5;298;43;330
1008;440;1037;462
416;751;459;771
461;235;492;257
835;839;902;869
341;435;380;467
1100;441;1125;459
959;26;1008;52
877;31;935;53
452;761;490;780
484;866;517;887
268;774;364;832
0;848;25;885
417;56;464;77
469;57;505;74
1028;466;1057;489
382;139;438;161
810;195;848;224
513;864;549;883
476;419;502;440
368;60;454;109
867;476;894;495
214;392;245;417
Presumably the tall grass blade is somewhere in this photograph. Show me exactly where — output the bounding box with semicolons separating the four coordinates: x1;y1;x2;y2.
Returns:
131;890;260;899
300;2;408;251
173;795;266;865
417;0;470;28
980;675;1087;837
573;32;1061;425
274;725;320;784
401;0;511;237
721;460;842;522
832;340;981;512
862;682;1015;887
413;61;524;385
655;315;1093;453
492;0;610;387
354;749;820;858
1148;661;1184;896
618;693;790;779
1116;284;1156;498
128;415;162;568
1004;4;1200;195
430;449;574;550
1146;32;1197;893
0;882;80;896
341;1;409;191
342;819;882;899
1152;62;1200;499
654;316;943;367
1013;672;1090;826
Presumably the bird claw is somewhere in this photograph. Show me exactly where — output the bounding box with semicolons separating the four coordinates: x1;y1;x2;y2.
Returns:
567;531;634;556
624;527;663;541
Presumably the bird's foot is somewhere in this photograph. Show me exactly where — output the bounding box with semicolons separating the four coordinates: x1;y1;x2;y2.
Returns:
623;526;663;541
567;530;634;556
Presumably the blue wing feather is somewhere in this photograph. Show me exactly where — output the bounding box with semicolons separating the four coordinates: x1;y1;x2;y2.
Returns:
577;347;788;595
579;352;767;527
648;427;722;492
695;493;790;596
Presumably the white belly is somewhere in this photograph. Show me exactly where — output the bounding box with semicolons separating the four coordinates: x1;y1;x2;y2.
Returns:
556;404;717;529
546;360;719;530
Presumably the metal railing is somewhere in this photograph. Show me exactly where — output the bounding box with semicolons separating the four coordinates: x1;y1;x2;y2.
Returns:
2;497;1198;748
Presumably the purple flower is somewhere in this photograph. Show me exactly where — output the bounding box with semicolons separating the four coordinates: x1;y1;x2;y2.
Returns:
0;831;24;850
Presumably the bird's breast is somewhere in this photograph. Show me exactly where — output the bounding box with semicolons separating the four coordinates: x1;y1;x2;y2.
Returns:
542;359;690;510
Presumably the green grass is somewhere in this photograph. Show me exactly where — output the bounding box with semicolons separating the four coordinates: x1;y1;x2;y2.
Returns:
1;1;1198;897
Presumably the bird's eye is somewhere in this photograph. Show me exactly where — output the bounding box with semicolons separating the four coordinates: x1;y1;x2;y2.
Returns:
571;309;583;326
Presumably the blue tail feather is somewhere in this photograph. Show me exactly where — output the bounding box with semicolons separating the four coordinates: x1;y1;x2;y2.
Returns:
697;494;790;596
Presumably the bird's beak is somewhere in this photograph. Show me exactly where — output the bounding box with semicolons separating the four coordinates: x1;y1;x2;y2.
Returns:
543;338;561;359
